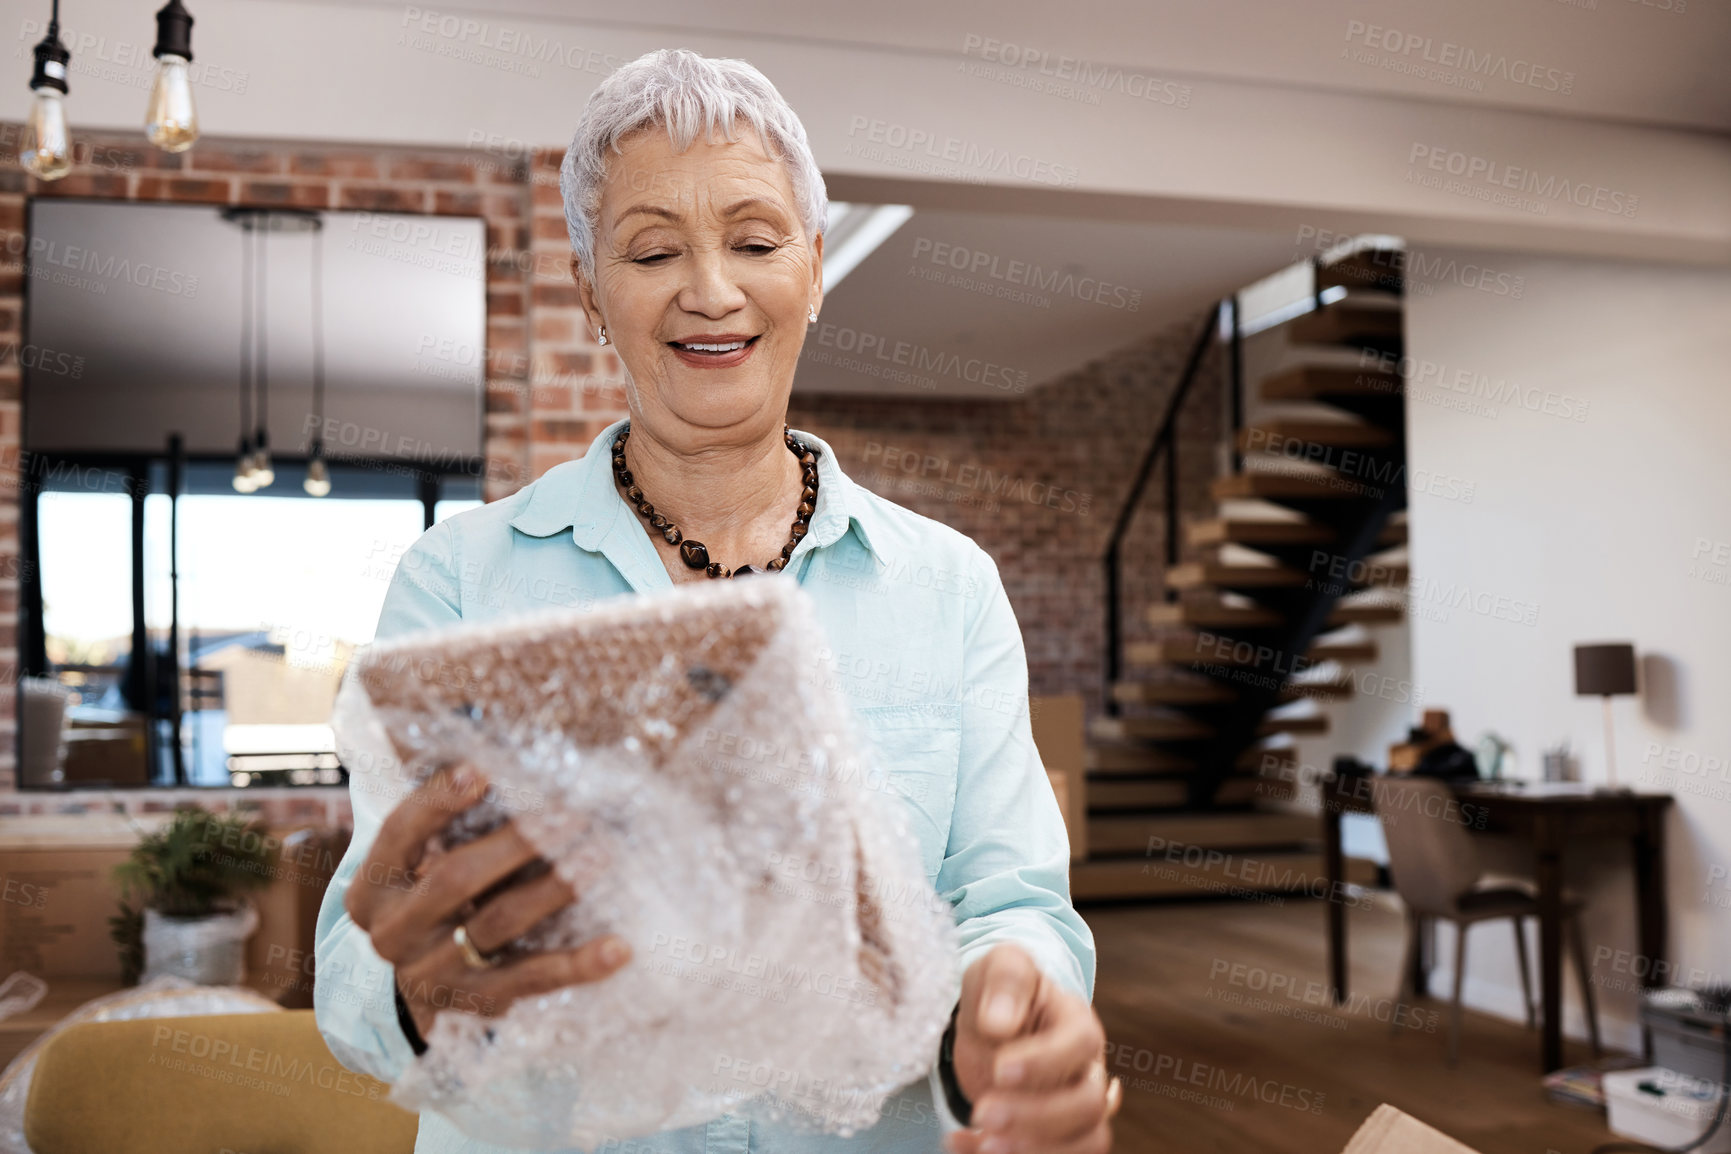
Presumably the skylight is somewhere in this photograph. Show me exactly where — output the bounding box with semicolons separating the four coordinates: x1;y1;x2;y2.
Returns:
821;201;915;291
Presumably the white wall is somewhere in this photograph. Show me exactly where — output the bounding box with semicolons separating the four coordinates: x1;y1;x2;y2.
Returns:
1404;247;1731;1050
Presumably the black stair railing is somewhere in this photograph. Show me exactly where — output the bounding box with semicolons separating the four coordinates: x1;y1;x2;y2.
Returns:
1102;300;1237;715
1099;254;1408;809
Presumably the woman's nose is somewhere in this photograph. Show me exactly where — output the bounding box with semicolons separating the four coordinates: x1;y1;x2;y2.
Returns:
676;245;748;318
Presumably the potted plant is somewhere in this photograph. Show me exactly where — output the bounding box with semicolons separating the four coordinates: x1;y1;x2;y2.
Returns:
110;807;278;986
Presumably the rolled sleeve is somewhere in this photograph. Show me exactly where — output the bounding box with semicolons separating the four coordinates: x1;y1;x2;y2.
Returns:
935;545;1096;1004
315;521;463;1082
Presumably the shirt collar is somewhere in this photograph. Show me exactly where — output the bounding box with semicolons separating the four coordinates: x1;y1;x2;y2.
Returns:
507;416;886;563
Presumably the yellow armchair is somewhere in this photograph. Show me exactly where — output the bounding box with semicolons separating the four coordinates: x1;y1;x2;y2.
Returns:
24;1010;418;1153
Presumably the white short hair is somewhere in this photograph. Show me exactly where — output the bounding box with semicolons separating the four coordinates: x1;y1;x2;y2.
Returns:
560;48;828;286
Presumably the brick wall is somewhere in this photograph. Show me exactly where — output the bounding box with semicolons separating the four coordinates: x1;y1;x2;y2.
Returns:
0;125;1224;807
790;317;1224;714
524;148;629;475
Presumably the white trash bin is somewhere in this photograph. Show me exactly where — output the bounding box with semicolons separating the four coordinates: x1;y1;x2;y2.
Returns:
1603;1067;1731;1154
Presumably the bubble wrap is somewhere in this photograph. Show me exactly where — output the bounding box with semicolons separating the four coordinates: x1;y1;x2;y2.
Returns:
332;578;960;1149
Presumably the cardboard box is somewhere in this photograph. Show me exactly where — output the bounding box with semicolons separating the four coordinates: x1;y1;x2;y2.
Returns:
1341;1105;1484;1154
244;827;349;1008
0;815;154;980
0;816;345;1000
1030;694;1087;863
59;728;150;787
1046;771;1070;834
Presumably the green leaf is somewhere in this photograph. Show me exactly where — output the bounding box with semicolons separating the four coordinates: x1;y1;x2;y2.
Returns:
111;807;280;920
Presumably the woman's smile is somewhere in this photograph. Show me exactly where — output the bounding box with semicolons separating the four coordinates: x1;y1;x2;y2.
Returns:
666;332;762;369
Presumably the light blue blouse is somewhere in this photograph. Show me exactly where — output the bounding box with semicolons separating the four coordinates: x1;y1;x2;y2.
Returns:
313;417;1096;1153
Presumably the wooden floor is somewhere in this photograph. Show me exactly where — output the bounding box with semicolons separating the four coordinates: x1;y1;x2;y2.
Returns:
1087;892;1624;1153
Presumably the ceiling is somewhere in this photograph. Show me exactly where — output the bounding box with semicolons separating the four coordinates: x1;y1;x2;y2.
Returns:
797;209;1296;397
302;0;1731;132
212;1;1731;396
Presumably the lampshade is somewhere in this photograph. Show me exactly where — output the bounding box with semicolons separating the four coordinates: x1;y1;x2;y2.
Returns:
1574;643;1637;697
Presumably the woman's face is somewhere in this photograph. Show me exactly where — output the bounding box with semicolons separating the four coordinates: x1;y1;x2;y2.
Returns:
576;125;823;444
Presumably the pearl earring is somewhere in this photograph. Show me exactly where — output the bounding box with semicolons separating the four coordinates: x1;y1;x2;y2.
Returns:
807;306;817;323
597;326;608;346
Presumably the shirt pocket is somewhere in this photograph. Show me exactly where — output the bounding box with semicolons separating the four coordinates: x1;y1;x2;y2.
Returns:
853;703;962;883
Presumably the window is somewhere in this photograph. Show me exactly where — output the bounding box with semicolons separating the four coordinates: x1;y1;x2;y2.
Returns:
22;459;480;788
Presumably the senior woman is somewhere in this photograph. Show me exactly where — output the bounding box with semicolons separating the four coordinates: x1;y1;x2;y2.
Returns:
315;48;1110;1154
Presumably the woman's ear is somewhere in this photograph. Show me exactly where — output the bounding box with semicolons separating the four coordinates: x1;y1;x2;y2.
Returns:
810;231;824;315
571;256;603;338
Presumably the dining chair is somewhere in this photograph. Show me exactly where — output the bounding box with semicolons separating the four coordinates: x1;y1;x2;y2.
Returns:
1371;775;1602;1065
24;1011;419;1153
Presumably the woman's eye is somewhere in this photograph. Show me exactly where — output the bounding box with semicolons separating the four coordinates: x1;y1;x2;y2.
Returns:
633;253;674;264
738;243;778;255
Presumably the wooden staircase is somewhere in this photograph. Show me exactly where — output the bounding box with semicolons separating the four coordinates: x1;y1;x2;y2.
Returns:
1073;249;1409;901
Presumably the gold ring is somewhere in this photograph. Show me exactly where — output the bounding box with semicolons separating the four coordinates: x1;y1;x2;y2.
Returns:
452;923;498;970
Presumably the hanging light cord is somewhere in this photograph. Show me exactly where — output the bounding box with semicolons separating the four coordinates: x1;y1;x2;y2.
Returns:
238;216;253;445
310;219;325;448
255;212;268;445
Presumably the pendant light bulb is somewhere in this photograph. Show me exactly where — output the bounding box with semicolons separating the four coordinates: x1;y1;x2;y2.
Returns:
303;452;331;497
21;25;72;181
250;426;273;487
145;56;197;152
233;433;257;492
146;2;197;152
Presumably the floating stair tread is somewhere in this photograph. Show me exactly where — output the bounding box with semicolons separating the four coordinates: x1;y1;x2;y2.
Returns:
1258;713;1330;736
1111;678;1239;706
1089;715;1214;743
1088;774;1295;811
1182;556;1406;590
1260;365;1402;402
1238;421;1395;452
1185;516;1404;550
1327;602;1406;624
1147;598;1397;628
1126;634;1378;667
1212;471;1365;501
1086;810;1318;856
1168;561;1307;589
1146;602;1282;629
1346;563;1410;588
1114;669;1362;707
1315;251;1404;295
1085;742;1295;775
1071;851;1379;901
1307;638;1379;663
1187;518;1337;548
1282;676;1357;701
1287;302;1403;347
1125;637;1223;665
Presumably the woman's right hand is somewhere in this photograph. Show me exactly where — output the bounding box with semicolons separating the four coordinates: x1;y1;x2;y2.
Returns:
344;765;632;1040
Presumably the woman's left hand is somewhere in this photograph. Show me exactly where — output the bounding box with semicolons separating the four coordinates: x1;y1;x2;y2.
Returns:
943;944;1119;1154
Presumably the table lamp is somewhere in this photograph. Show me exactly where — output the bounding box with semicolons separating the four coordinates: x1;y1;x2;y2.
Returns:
1574;643;1637;790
